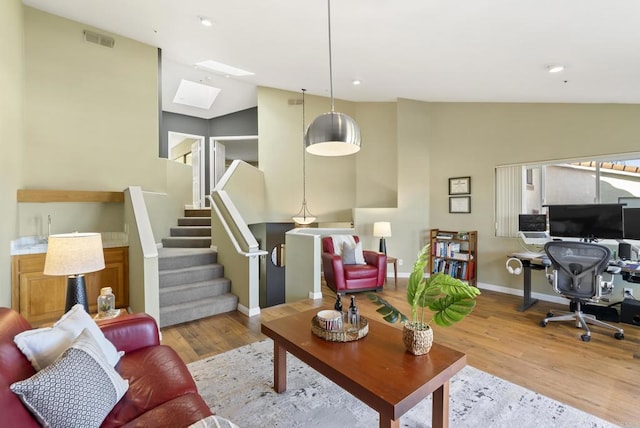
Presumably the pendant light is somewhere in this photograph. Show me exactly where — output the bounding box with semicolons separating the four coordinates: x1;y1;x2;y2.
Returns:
305;0;361;156
292;89;317;225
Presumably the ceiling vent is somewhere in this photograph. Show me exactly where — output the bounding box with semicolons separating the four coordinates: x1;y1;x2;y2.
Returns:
83;30;115;48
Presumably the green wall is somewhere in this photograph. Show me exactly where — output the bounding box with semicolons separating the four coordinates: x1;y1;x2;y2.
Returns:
426;102;640;295
4;4;640;308
0;0;25;307
258;89;640;297
0;7;187;307
24;8;162;191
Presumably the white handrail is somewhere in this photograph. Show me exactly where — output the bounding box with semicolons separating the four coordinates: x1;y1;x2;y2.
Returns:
207;193;265;257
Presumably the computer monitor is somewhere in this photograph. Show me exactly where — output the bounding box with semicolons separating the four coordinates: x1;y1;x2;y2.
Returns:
623;208;640;240
548;204;624;240
518;214;547;232
618;196;640;208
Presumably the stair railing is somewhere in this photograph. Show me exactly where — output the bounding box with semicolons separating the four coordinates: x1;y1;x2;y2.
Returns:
208;192;266;317
124;186;160;323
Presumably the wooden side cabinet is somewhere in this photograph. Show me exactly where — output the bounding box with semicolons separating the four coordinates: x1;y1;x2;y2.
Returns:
11;247;129;326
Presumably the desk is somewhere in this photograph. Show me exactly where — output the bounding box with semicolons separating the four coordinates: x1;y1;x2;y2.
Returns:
386;256;398;288
510;252;548;311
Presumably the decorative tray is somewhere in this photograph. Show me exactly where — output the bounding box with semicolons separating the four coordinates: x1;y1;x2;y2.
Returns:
311;315;368;342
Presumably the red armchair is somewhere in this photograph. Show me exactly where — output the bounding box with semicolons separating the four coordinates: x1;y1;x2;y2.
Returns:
322;235;387;293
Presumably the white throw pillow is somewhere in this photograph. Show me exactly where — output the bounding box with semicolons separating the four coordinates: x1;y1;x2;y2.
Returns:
330;235;356;256
10;328;129;428
14;304;122;371
342;241;366;265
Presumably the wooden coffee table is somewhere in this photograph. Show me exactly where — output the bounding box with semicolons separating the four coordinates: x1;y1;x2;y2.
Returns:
261;309;466;428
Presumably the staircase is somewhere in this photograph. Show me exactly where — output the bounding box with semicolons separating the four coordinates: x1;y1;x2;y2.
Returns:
158;208;238;328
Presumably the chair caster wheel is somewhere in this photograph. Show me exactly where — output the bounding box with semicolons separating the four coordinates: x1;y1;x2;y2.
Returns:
546;312;554;318
580;334;591;342
540;321;547;327
615;332;624;340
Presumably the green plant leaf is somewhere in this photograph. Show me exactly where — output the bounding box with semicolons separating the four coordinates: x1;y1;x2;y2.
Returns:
432;274;481;299
430;297;477;327
368;244;479;328
366;293;408;324
383;312;400;323
407;244;431;320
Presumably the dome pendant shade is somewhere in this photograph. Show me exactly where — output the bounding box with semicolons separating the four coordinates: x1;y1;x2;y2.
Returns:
292;200;317;225
305;112;361;156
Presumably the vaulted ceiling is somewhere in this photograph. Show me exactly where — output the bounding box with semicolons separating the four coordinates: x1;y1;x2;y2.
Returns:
23;0;640;119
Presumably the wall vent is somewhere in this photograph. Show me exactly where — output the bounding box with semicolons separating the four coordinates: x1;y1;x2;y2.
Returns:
288;98;303;105
83;30;115;48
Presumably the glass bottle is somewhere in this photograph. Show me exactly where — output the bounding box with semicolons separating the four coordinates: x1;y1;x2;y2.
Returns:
97;287;115;318
334;293;343;312
348;295;359;327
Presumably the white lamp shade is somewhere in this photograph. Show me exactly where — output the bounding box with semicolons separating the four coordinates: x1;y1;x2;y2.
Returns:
292;215;317;225
305;112;361;156
44;232;105;276
373;222;392;238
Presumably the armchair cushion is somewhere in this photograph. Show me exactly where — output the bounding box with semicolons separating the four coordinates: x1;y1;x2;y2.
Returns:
101;345;200;427
10;328;129;428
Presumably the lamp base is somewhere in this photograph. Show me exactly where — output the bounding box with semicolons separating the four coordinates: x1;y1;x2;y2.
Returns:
379;237;387;255
65;275;89;313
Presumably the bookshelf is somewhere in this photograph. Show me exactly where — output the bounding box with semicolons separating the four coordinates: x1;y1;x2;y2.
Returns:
429;229;477;287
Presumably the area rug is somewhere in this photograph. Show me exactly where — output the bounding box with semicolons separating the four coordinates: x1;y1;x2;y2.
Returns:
188;339;617;428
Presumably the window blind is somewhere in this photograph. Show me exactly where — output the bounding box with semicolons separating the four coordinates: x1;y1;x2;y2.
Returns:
495;165;522;237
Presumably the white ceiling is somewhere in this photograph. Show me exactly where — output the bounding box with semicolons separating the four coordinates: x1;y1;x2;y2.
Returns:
23;0;640;120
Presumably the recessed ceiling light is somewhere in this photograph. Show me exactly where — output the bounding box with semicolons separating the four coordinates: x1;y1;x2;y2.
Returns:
352;79;361;85
547;65;565;73
173;79;220;110
196;60;255;77
199;17;213;27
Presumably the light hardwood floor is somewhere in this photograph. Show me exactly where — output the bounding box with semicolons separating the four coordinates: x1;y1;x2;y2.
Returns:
161;280;640;426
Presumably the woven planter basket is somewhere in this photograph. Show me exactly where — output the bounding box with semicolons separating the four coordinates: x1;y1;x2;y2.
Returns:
402;323;433;355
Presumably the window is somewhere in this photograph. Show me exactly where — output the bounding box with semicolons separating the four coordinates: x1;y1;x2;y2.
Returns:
496;154;640;237
526;168;533;186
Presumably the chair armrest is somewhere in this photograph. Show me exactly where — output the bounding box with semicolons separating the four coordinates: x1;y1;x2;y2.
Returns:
97;312;160;354
322;252;346;290
363;250;385;266
363;251;387;286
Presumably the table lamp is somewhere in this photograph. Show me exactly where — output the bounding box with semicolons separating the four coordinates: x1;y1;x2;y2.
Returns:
373;222;392;254
44;232;105;313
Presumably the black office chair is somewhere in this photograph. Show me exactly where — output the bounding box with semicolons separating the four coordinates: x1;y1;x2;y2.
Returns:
540;241;624;342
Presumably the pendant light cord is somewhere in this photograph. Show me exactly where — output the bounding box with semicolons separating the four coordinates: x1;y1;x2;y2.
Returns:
301;89;308;212
327;0;334;112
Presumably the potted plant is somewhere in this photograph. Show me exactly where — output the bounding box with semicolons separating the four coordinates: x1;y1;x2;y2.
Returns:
368;244;480;355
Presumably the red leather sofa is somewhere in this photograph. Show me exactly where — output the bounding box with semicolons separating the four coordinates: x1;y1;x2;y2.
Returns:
0;307;212;427
322;235;387;294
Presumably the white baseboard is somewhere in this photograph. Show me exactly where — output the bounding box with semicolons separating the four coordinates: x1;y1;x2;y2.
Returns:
308;291;323;300
477;281;567;305
238;303;261;317
387;273;566;305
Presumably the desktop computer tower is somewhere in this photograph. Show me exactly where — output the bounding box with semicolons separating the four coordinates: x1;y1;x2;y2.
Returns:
620;298;640;326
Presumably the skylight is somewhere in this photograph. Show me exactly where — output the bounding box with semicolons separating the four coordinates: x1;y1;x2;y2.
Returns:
173;79;221;109
195;60;255;76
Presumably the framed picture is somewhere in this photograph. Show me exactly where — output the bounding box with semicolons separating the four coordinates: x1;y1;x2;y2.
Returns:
448;176;471;195
449;196;471;213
